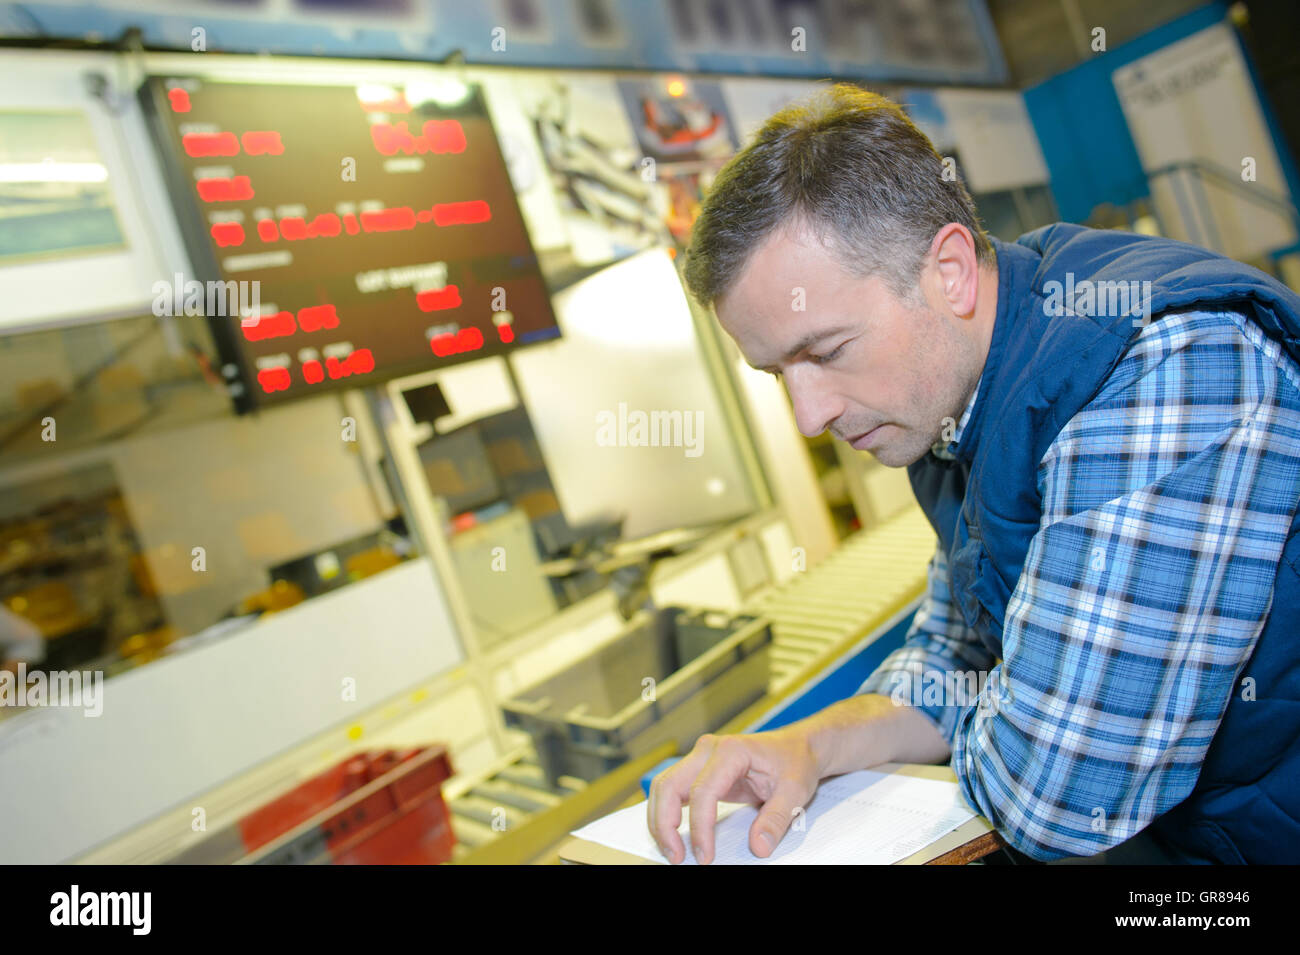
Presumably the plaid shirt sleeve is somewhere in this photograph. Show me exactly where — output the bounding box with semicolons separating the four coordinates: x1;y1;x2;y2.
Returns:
859;308;1300;861
854;545;998;744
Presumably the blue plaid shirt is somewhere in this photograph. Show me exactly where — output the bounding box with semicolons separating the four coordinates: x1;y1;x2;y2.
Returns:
857;307;1300;860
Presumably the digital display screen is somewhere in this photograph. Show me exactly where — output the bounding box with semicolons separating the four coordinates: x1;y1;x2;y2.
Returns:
140;75;560;412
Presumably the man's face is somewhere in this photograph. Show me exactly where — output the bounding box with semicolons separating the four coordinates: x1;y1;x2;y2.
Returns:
714;225;980;468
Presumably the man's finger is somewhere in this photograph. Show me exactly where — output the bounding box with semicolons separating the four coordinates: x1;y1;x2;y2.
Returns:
688;738;751;865
648;736;717;863
647;769;687;864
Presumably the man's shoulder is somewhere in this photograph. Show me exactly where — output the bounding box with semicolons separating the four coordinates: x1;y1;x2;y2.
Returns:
1039;305;1300;519
1097;307;1300;406
1013;222;1198;274
1014;225;1300;340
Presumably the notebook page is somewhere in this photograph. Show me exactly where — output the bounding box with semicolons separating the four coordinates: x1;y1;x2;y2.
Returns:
570;769;977;865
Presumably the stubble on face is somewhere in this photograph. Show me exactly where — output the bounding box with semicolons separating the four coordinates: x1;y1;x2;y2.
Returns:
863;291;979;467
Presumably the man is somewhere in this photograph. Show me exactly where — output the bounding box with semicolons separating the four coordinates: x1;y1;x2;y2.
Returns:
649;84;1300;865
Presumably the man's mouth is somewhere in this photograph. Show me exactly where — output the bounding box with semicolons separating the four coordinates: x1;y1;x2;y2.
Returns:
847;425;887;450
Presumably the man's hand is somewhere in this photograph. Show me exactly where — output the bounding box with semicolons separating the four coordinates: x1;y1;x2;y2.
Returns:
645;694;951;864
647;727;819;864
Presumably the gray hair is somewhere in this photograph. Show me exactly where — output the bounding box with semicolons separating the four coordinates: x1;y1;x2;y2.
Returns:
683;84;993;308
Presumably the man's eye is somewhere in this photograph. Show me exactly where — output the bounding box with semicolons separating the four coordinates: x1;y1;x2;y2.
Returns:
810;343;846;364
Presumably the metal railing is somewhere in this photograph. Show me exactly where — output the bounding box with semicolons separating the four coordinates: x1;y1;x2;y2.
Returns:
1138;159;1300;272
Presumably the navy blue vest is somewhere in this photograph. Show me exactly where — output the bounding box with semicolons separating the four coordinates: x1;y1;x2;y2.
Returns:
908;222;1300;864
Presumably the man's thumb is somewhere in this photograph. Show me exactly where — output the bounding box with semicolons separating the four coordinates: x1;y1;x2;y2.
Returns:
750;784;806;858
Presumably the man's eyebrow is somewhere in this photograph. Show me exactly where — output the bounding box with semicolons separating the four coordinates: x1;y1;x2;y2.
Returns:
748;325;857;373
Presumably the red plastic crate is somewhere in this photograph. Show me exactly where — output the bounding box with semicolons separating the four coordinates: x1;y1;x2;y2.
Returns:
238;746;455;864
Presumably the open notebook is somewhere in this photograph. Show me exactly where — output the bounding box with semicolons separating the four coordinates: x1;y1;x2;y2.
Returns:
569;768;979;865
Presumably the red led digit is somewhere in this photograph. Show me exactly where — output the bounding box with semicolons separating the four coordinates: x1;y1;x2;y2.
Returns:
308;213;341;238
242;310;295;341
432;200;490;226
368;123;394;155
360;207;416;232
257;367;292;393
196;175;254;202
168;89;191;112
183;132;239;157
210;222;245;247
415;286;461;312
369;119;466;155
297;305;339;332
348;349;374;374
302;359;324;384
241;131;284;156
369;122;416;157
429;326;484;357
497;323;515;343
423;120;466;153
257;219;279;242
279;217;308;241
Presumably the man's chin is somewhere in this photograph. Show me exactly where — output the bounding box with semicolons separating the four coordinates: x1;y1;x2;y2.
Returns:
869;450;916;468
865;433;931;468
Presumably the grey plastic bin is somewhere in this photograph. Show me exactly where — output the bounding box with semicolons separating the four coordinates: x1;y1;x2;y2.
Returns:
500;606;773;788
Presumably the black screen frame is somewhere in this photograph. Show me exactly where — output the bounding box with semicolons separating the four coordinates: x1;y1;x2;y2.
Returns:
137;72;561;415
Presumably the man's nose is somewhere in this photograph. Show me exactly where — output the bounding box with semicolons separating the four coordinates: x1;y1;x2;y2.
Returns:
784;368;841;438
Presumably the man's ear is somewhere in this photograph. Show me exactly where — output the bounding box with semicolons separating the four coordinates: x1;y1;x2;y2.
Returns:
930;223;979;318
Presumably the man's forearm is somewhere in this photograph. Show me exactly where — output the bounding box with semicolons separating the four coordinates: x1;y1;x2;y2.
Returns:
798;693;952;778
